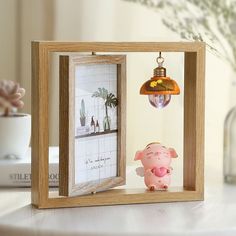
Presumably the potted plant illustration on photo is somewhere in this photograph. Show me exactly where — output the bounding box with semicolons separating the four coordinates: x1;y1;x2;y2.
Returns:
80;99;86;127
92;87;118;131
0;80;31;159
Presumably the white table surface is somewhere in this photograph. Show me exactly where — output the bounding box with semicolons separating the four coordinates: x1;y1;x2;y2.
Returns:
0;165;236;236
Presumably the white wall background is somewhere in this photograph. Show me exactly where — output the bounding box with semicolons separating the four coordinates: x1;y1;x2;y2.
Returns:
0;0;18;83
0;0;234;174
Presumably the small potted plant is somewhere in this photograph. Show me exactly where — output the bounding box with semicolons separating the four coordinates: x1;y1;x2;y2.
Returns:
0;80;31;159
80;99;86;126
92;88;118;131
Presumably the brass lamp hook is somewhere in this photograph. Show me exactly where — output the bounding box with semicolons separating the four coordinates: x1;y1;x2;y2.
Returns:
156;52;164;67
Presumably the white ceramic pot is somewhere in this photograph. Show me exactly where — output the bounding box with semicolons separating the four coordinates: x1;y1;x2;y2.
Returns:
0;114;31;159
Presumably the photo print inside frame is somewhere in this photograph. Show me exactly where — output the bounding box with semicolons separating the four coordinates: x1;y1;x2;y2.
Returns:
59;55;126;197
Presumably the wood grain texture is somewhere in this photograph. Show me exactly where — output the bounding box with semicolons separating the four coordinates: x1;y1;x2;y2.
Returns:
31;41;205;208
195;46;205;195
32;41;204;52
59;56;70;196
117;57;126;182
43;187;202;209
59;55;126;197
183;46;205;195
31;42;49;207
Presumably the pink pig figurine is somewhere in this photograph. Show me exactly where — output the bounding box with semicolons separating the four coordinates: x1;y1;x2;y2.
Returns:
134;142;178;191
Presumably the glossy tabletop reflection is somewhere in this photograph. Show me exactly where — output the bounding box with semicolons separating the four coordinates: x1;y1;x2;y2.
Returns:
0;165;235;236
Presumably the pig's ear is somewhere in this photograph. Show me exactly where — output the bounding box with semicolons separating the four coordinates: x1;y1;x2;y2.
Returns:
134;150;143;161
169;148;178;158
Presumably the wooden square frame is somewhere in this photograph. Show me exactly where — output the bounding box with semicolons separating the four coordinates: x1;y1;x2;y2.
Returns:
31;42;205;209
59;55;126;196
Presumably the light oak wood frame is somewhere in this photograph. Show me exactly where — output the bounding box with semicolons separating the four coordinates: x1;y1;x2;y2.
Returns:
31;42;205;209
59;55;126;196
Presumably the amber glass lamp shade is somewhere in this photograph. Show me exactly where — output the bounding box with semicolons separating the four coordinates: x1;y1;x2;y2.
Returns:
140;54;180;108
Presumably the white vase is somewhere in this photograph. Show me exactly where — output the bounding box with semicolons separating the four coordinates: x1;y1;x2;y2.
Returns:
223;76;236;184
0;114;31;159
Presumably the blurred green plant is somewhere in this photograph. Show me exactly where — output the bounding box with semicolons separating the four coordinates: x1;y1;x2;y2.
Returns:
124;0;236;72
